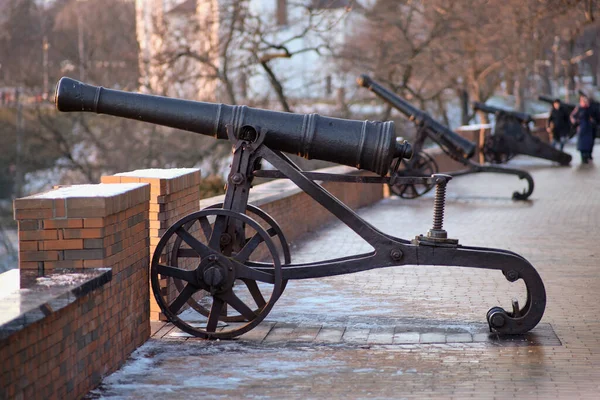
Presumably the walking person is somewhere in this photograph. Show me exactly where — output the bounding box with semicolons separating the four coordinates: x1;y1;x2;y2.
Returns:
546;99;570;152
570;94;596;164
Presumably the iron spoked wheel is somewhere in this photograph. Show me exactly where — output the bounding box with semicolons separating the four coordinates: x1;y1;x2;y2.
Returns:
390;151;439;199
483;136;515;164
169;204;290;322
150;209;283;339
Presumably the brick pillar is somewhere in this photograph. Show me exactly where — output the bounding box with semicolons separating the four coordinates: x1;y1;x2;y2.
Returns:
101;168;201;321
532;113;551;143
14;183;150;273
10;183;151;398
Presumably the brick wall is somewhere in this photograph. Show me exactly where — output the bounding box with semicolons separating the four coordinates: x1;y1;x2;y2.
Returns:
201;166;385;248
101;169;201;321
2;183;150;399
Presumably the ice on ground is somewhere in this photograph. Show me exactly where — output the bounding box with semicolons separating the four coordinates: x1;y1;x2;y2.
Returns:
89;339;343;399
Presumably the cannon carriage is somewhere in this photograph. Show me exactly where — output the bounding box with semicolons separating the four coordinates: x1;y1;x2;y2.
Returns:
473;102;572;166
54;77;546;340
357;75;534;200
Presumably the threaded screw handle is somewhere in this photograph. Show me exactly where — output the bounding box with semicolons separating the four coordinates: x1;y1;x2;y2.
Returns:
432;182;446;230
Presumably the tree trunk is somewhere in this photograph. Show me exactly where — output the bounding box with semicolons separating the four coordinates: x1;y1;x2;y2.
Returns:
505;71;515;96
540;65;553;95
515;72;526;112
457;88;470;125
567;37;576;93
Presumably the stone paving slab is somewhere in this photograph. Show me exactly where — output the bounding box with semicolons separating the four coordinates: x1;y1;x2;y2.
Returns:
156;319;560;347
88;145;600;399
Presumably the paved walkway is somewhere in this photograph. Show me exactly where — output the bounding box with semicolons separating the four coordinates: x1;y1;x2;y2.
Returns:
88;145;600;399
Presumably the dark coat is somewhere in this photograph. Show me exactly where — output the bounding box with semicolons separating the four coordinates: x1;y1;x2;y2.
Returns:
571;106;595;152
547;106;571;141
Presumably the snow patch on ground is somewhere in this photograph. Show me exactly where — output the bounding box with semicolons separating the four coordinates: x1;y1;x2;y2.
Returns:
90;340;344;399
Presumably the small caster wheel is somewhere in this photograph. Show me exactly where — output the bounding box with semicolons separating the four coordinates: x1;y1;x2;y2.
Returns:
486;306;507;332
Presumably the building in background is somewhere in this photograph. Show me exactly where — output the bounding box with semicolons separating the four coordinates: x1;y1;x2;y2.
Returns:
135;0;356;105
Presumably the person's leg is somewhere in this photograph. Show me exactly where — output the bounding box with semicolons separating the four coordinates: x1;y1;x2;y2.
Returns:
581;151;589;163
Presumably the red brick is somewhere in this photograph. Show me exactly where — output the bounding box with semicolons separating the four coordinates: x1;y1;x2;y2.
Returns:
19;261;43;270
18;220;42;231
14;208;54;220
99;175;122;184
13;198;53;210
19;241;39;251
83;218;105;228
19;250;60;262
42;239;84;251
66;208;107;218
43;219;84;229
53;198;67;218
44;260;84;269
63;228;105;239
19;230;58;241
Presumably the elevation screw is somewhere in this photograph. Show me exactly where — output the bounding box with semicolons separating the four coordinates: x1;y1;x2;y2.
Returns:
427;174;452;239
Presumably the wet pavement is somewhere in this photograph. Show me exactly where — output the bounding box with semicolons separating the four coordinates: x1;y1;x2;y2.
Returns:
88;145;600;399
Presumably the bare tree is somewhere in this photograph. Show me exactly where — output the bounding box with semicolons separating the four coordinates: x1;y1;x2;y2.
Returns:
141;0;350;111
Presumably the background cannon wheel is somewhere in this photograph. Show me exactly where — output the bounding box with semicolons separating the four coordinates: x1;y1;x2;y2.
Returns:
151;209;283;339
389;151;439;199
170;204;290;322
483;135;515;164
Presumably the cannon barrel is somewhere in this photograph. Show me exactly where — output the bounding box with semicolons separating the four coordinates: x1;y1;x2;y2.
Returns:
538;95;576;114
55;77;412;176
538;95;556;105
473;102;533;123
357;75;476;159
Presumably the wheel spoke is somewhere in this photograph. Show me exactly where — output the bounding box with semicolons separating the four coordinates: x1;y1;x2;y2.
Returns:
398;184;409;197
242;279;267;308
409;184;421;196
235;262;275;284
198;216;213;242
168;284;197;315
206;296;225;332
175;227;211;257
176;248;200;258
208;215;227;250
234;232;264;262
156;264;197;284
218;290;257;321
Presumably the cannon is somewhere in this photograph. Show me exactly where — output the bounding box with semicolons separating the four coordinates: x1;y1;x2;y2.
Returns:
357;75;534;200
54;77;546;339
473;102;572;166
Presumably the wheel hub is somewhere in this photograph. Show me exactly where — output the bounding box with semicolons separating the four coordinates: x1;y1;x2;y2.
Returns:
203;266;225;287
197;255;234;293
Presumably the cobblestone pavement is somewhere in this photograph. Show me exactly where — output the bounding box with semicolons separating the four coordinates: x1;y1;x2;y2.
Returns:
89;145;600;399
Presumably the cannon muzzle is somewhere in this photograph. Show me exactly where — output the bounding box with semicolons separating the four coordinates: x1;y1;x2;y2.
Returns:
358;74;476;159
55;77;411;175
473;102;533;124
